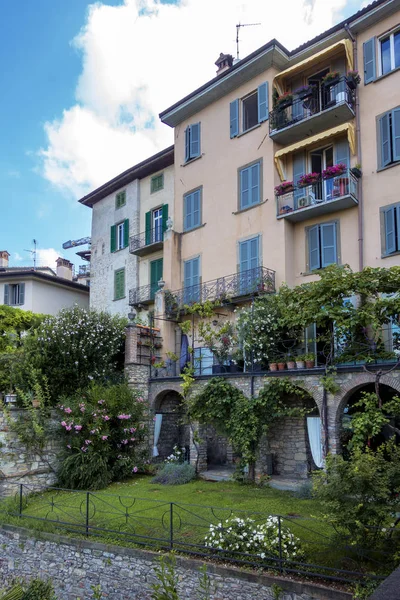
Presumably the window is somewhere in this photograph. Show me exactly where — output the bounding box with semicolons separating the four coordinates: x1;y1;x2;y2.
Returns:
145;205;168;245
239;161;261;210
110;219;129;252
193;347;214;375
230;81;269;138
239;236;260;295
380;29;400;75
183;256;200;304
114;268;125;300
115;190;126;209
151;173;164;194
4;283;25;306
378;108;400;168
183;188;201;231
307;222;338;271
381;203;400;255
184;123;201;162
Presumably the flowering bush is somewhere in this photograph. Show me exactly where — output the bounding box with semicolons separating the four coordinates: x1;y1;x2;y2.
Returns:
294;84;313;96
57;383;148;489
152;463;195;485
204;516;304;562
321;163;347;179
297;172;320;187
165;444;185;463
274;181;294;196
276;92;293;107
23;306;127;403
321;71;340;85
236;297;280;368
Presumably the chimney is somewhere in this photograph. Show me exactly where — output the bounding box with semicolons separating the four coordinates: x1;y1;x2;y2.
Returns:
0;251;10;268
215;53;233;76
56;257;73;281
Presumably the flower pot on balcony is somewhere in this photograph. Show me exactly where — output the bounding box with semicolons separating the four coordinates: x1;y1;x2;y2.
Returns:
322;75;340;87
305;360;315;369
277;362;286;371
269;362;278;372
296;360;305;369
351;167;362;179
287;360;296;370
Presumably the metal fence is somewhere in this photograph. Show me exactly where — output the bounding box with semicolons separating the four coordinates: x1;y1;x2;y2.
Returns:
1;483;392;584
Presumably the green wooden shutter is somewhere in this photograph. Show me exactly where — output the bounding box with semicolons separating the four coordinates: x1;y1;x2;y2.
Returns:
145;211;151;245
392;108;400;162
150;258;163;299
380;113;392;167
230;99;239;138
308;225;320;271
363;37;376;84
18;283;25;305
4;284;9;305
110;225;116;253
124;219;129;248
162;204;169;235
384;206;396;254
114;269;125;300
257;81;269;123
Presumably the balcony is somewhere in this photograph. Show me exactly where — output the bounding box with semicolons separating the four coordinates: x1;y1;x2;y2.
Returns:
276;169;358;222
78;265;90;276
165;266;276;314
129;227;164;257
129;283;158;307
269;77;355;146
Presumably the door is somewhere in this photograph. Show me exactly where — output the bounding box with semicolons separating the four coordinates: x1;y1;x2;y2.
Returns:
308;69;329;113
150;258;163;300
239;237;259;295
184;257;200;304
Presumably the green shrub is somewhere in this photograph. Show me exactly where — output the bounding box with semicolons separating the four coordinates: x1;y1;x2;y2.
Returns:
152;463;196;485
0;578;56;600
57;383;148;490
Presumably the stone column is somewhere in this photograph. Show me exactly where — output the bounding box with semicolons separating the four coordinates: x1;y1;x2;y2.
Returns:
189;422;207;473
124;318;150;400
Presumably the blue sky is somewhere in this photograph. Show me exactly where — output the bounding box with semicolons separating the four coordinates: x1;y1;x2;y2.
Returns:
0;0;364;270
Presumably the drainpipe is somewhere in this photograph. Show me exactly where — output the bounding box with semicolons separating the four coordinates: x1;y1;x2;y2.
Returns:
345;23;364;271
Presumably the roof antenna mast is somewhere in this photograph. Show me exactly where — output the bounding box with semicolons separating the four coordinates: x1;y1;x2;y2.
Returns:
236;22;261;60
24;239;38;269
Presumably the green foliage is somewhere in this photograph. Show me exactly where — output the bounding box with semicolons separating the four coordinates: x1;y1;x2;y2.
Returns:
57;383;148;490
271;584;284;600
313;443;400;550
151;463;196;485
320;367;340;395
0;579;56;600
349;392;400;450
21;306;127;403
180;366;195;399
0;305;43;354
150;555;180;600
352;580;380;600
198;319;236;365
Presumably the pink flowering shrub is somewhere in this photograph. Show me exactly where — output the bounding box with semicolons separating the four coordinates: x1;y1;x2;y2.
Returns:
57;383;148;489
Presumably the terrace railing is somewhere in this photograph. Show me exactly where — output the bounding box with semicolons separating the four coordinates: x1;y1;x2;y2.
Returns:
129;283;158;306
129;227;164;254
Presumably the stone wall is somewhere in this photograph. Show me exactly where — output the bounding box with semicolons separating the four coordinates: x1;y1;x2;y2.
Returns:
0;525;352;600
0;409;59;496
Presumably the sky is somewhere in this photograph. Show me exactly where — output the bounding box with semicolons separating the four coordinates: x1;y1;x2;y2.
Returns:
0;0;367;271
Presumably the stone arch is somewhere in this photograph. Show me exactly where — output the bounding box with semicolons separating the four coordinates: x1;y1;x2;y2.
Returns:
149;381;182;412
152;389;189;462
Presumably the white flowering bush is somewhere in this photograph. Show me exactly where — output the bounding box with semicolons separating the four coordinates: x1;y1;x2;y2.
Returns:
24;306;127;402
204;516;304;562
236;298;280;367
165;445;185;463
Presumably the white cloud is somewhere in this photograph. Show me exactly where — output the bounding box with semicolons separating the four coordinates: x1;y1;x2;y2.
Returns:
36;248;62;271
14;253;23;262
39;0;360;197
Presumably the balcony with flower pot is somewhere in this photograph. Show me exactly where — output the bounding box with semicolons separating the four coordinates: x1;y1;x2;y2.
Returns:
275;166;358;222
269;75;356;146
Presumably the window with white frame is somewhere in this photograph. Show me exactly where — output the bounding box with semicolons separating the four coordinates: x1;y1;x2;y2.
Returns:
380;29;400;75
152;207;163;242
117;221;125;250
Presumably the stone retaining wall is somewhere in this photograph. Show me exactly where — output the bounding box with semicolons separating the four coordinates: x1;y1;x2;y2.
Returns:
0;525;352;600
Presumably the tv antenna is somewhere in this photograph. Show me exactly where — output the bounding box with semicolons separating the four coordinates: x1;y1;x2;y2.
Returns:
236;22;261;60
24;239;38;269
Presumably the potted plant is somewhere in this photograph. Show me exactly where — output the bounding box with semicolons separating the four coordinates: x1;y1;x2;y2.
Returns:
276;92;294;110
304;353;315;368
279;205;293;215
322;163;347;180
277;359;286;371
286;354;296;370
294;84;313;100
321;71;340;87
346;70;361;90
295;355;305;369
298;172;320;187
269;356;278;371
351;163;362;178
275;181;294;196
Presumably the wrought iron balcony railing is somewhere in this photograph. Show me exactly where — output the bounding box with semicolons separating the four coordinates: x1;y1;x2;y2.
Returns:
276;169;358;222
78;265;90;276
165;267;275;314
129;283;159;306
269;77;355;140
129;227;164;256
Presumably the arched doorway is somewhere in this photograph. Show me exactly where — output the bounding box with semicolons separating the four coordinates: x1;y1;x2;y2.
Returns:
153;391;190;462
340;383;400;458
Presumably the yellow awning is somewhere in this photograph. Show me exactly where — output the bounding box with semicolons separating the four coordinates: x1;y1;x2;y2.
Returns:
274;39;354;95
275;122;356;181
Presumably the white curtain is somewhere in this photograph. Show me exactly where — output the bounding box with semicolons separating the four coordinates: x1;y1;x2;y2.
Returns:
307;416;323;468
153;414;163;457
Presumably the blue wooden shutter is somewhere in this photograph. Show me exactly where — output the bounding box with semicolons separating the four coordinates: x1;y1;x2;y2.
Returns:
392;108;400;162
293;151;305;209
384;206;396;254
321;223;337;267
193;189;201;227
308;225;320;271
257;82;269;123
4;284;9;305
363;37;376;84
239;237;259;271
230;99;239;138
240;239;249;272
190;123;200;158
184;257;200;302
184;127;190;162
162;204;168;233
184;193;192;230
110;225;116;253
240;167;250;208
250;162;260;205
335;138;350;170
249;236;259;269
380;113;392;167
18;283;25;305
123;219;129;248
